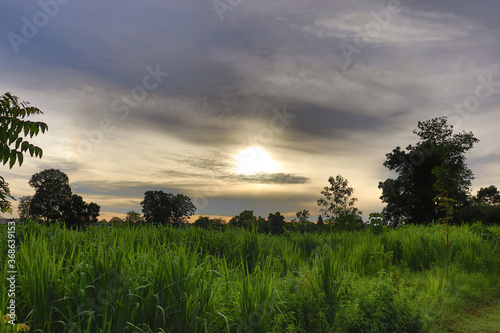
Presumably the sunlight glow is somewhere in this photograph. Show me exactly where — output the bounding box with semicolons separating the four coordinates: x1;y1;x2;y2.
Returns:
234;147;278;175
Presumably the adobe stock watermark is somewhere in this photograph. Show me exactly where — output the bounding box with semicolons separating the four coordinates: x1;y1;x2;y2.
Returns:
340;0;408;69
7;0;72;54
192;106;296;209
443;74;500;129
212;0;243;22
5;221;17;326
70;64;169;162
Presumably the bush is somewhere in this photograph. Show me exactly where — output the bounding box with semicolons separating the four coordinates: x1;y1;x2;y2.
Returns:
458;205;500;225
334;274;424;333
469;221;495;241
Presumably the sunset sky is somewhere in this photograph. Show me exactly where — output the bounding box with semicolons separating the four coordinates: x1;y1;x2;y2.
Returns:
1;0;500;221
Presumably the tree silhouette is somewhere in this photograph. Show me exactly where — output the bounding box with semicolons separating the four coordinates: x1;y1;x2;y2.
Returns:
29;169;72;222
141;191;196;225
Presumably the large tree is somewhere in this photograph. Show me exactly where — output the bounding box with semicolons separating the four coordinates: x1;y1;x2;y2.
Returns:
0;92;48;214
379;117;478;225
141;190;196;225
29;169;72;221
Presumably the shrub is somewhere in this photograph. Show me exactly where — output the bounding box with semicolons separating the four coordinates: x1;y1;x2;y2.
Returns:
458;205;500;225
334;274;424;333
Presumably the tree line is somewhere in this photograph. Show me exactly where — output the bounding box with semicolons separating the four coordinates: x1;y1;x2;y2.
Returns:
1;93;499;230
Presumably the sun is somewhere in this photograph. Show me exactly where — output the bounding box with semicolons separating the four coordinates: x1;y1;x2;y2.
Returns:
234;147;278;175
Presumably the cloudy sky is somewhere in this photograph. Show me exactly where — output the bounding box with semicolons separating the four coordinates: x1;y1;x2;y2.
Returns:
1;0;499;221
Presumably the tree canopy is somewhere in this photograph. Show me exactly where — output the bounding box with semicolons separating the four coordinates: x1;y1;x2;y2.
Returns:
379;117;479;225
60;194;100;228
317;175;362;222
29;169;72;221
141;190;196;225
475;185;500;206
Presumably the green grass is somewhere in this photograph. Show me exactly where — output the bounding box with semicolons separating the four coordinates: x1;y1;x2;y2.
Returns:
447;302;500;333
0;222;499;332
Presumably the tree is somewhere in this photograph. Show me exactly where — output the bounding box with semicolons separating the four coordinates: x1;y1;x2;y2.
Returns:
268;212;285;234
475;185;500;205
317;175;362;222
141;190;196;225
294;209;311;223
109;216;123;227
125;210;145;224
317;215;324;226
171;194;197;224
88;203;100;223
17;195;32;220
29;169;72;221
194;216;225;229
0;93;48;214
229;210;257;229
379;117;478;225
60;194;100;228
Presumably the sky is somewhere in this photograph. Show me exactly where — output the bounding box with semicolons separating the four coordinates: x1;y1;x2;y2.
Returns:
1;0;500;221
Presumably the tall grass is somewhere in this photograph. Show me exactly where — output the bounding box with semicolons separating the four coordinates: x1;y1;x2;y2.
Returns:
0;221;499;332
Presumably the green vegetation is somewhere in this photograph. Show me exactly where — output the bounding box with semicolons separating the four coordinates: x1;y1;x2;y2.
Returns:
448;302;500;333
2;98;499;332
0;92;48;215
379;117;479;225
1;222;499;332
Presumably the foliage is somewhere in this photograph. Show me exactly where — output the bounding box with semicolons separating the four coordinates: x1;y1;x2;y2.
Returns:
0;312;30;332
293;209;311;223
0;176;14;214
368;212;385;234
317;175;362;223
60;194;100;228
0;93;48;215
88;203;100;223
124;210;145;225
228;210;257;229
108;216;124;227
458;205;500;225
379;117;478;225
0;93;47;168
193;216;225;229
434;190;454;280
330;212;364;232
334;275;423;333
1;223;499;332
469;222;495;241
317;215;324;226
140;190;196;225
28;169;72;221
17;196;32;220
268;211;285;234
474;185;500;205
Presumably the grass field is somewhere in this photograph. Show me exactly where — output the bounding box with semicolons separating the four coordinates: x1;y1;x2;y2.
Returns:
1;222;499;332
